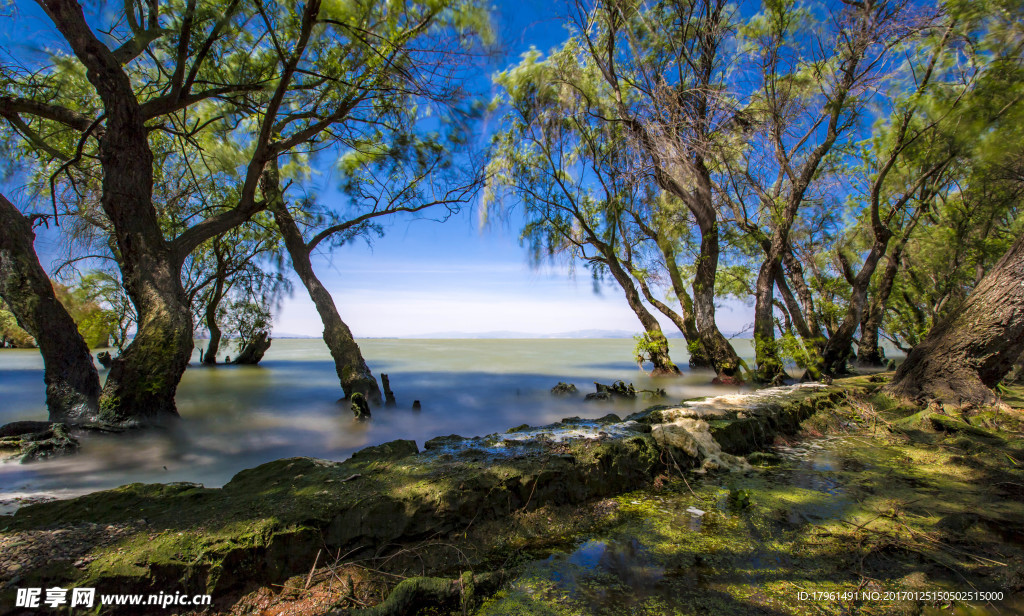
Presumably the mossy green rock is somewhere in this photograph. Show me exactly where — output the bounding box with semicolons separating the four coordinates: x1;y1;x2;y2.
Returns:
1;428;662;610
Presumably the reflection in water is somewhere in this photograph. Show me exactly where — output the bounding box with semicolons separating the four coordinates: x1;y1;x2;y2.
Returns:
0;338;752;501
541;538;666;609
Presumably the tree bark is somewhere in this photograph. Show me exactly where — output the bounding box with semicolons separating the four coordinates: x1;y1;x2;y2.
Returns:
885;232;1024;405
601;254;680;376
202;267;226;365
692;218;744;379
0;194;101;423
40;0;193;425
656;241;712;368
269;186;382;404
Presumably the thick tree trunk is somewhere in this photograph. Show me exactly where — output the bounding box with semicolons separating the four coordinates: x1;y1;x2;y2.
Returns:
99;256;193;425
692;220;744;380
93;115;193;425
41;0;192;425
857;304;886;367
752;254;786;383
0;194;101;423
885;232;1024;404
602;254;681;376
270;200;382;404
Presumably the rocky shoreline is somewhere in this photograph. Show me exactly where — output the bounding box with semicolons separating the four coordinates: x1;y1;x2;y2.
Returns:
0;382;843;614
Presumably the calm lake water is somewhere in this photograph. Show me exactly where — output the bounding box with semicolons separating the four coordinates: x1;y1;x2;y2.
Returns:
0;338;754;503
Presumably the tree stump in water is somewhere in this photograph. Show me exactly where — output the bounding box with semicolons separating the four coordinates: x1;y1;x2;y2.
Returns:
381;374;397;407
350;393;371;420
96;351;113;369
232;332;271;365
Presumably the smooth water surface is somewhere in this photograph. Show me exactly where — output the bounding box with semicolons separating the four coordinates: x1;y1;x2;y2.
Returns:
0;338;752;502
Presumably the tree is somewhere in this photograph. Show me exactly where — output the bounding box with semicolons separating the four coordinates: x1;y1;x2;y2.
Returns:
1;0;491;423
725;0;917;382
488;48;683;375
574;0;746;379
885;230;1024;404
184;215;287;365
0;192;100;422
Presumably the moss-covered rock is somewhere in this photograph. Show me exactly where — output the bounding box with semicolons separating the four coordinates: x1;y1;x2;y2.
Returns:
0;381;857;614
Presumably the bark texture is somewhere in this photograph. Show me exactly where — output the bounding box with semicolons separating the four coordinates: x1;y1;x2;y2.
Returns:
0;195;101;423
602;252;681;376
270;199;382;404
40;0;193;425
885;232;1024;404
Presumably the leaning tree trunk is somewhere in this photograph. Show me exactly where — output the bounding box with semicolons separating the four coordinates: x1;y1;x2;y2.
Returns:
885;232;1024;405
270;200;382;404
0;194;101;423
232;331;272;365
658;241;712;368
600;248;681;376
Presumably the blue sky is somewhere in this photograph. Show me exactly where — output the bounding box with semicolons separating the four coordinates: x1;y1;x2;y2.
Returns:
275;202;753;337
271;0;754;338
1;0;756;338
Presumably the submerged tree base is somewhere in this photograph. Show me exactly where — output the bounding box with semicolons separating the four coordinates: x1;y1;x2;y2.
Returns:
2;378;1023;614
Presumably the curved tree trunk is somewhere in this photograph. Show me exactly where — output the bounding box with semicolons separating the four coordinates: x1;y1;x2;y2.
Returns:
602;256;680;376
268;181;382;404
692;220;744;380
0;194;101;423
885;232;1024;404
203;274;226;365
41;0;192;426
657;241;712;368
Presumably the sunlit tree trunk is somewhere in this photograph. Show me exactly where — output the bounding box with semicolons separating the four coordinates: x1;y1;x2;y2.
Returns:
885;232;1024;404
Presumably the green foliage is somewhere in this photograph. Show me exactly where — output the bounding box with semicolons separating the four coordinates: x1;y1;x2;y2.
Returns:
773;332;822;372
52;281;120;349
634;331;671;368
0;303;35;348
